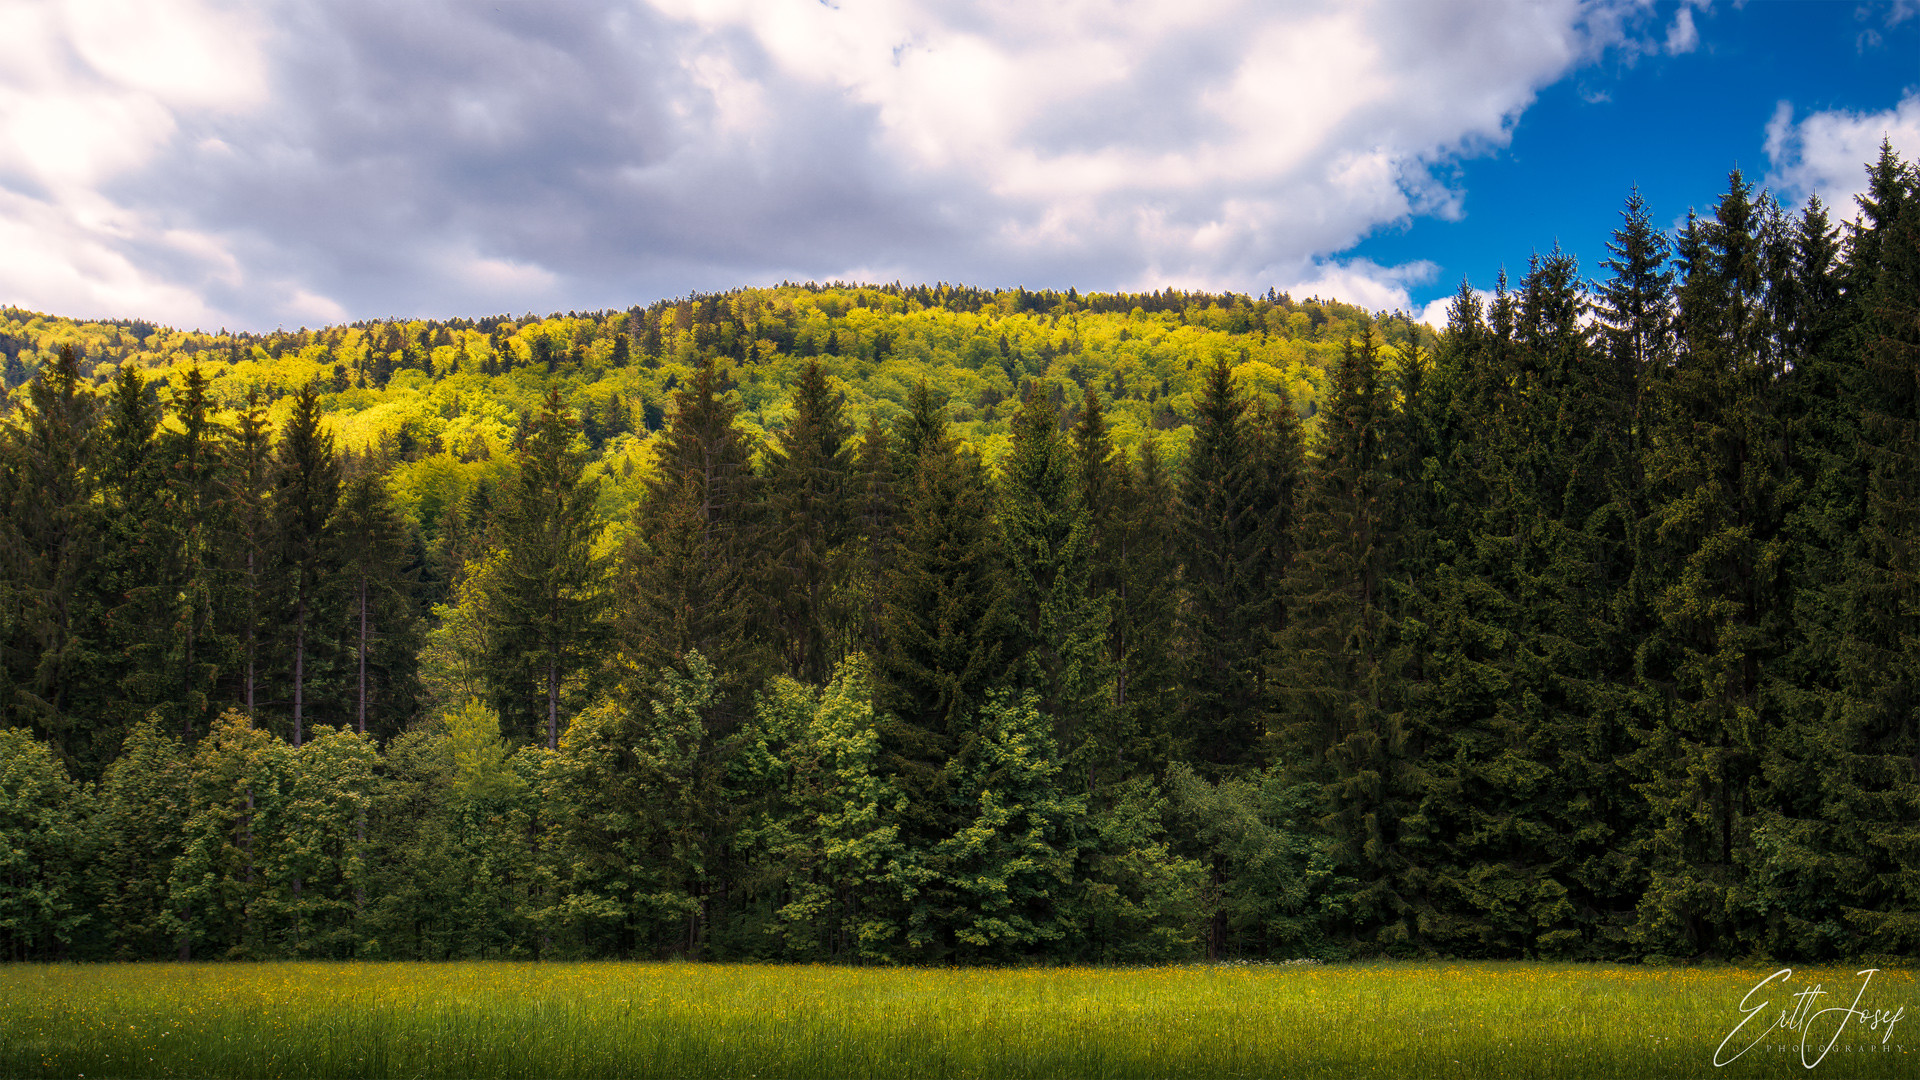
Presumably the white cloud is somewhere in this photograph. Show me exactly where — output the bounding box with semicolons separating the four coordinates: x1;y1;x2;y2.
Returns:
1764;91;1920;216
1281;257;1438;316
0;0;270;325
0;0;1666;328
1664;4;1699;55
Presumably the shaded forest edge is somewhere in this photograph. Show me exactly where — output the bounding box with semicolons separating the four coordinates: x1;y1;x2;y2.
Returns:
1;149;1917;965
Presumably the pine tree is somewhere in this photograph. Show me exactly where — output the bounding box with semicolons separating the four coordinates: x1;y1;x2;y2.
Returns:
485;386;606;749
1271;325;1415;943
763;361;855;684
1177;357;1295;772
1631;172;1793;956
158;367;234;739
273;382;342;748
0;346;103;767
1071;389;1178;780
224;391;276;719
332;468;419;739
1821;146;1920;953
873;387;1014;868
93;364;168;754
616;356;765;727
1111;437;1182;774
1001;382;1109;786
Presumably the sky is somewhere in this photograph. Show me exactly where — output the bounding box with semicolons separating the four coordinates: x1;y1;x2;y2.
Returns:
0;0;1915;333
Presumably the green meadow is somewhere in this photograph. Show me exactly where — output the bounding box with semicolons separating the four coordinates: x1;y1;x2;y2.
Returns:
0;961;1912;1079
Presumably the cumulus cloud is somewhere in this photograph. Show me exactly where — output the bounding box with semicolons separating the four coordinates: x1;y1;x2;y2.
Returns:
1281;257;1438;316
0;0;1659;328
1663;3;1700;55
1764;91;1920;216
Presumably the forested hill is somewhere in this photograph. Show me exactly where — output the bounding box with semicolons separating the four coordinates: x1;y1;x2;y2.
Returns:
1;281;1418;465
2;152;1918;967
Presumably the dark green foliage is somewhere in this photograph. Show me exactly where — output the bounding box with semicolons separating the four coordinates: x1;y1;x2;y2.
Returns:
1815;146;1920;955
484;386;606;749
764;362;855;684
1271;325;1416;945
2;154;1918;965
1630;172;1796;957
1179;358;1298;771
273;381;342;747
332;469;422;740
0;346;103;769
873;387;1013;805
617;357;765;729
1000;382;1109;783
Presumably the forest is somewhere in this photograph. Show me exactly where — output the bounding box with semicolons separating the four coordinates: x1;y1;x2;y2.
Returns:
0;147;1915;967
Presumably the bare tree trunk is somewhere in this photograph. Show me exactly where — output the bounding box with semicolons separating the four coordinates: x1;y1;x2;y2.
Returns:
242;788;255;949
293;586;306;747
357;574;368;736
245;549;257;716
547;658;559;750
184;616;196;740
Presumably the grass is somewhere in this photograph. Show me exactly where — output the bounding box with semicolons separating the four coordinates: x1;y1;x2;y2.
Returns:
0;960;1913;1079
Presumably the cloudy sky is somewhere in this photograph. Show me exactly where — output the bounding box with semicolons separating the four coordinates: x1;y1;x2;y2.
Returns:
1;0;1915;332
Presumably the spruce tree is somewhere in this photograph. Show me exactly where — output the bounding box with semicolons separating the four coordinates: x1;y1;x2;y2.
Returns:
158;368;234;739
1001;382;1109;786
873;387;1014;871
1631;172;1793;956
95;363;168;754
1824;147;1920;953
224;390;276;719
273;381;342;748
0;346;103;767
616;356;766;728
764;361;855;684
485;385;606;749
1177;357;1294;772
333;468;419;739
1271;325;1415;943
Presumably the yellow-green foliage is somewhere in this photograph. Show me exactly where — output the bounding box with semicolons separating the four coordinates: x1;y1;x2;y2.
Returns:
0;961;1912;1079
0;287;1427;549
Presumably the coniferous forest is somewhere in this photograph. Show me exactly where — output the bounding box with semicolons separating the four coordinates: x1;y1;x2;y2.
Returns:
1;151;1917;966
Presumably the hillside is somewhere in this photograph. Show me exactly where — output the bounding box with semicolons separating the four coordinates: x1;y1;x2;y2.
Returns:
1;285;1423;540
4;153;1918;966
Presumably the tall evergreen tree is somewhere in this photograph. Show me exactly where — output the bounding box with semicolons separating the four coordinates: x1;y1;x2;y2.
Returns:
333;468;419;739
1631;172;1793;956
850;411;897;658
1177;358;1296;772
1821;146;1920;953
486;386;606;749
94;363;168;752
158;368;234;739
224;391;275;719
273;382;341;748
873;386;1015;870
617;356;765;727
1271;325;1415;943
763;361;855;684
0;346;103;768
1001;382;1109;785
1071;389;1178;779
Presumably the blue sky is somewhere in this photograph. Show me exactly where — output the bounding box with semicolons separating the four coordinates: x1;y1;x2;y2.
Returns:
1356;0;1920;321
0;0;1915;331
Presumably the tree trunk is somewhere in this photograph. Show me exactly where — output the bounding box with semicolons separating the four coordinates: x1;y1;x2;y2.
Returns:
246;548;257;716
547;658;559;750
357;574;368;736
294;587;307;747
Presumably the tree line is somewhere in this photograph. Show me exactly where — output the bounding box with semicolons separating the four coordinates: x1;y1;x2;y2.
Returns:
1;149;1917;964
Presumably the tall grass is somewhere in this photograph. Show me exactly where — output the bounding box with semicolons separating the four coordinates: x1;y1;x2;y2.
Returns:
0;961;1912;1078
